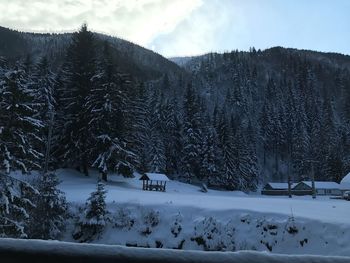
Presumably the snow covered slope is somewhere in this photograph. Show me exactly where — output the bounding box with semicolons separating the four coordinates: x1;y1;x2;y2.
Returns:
57;169;349;224
49;169;350;256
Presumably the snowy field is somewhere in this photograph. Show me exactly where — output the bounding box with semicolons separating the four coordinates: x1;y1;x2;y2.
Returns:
16;169;350;257
57;169;350;225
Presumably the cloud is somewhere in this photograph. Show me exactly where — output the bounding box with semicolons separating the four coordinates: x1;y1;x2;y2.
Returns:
0;0;349;56
148;0;241;57
0;0;203;45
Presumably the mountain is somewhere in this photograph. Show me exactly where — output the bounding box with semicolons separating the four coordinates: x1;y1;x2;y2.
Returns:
0;26;184;81
0;25;349;188
173;47;350;183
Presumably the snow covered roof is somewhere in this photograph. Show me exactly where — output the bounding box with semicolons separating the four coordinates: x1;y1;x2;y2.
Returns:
341;172;350;184
301;181;340;189
140;173;170;181
266;183;297;189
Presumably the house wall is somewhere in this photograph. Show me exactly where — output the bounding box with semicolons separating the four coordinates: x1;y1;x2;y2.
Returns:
314;189;341;196
261;190;312;196
293;183;311;191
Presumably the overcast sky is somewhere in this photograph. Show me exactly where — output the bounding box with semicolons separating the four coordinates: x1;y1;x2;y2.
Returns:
0;0;349;57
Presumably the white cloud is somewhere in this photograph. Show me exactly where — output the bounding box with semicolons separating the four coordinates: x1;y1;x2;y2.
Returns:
149;0;241;57
0;0;348;56
0;0;203;46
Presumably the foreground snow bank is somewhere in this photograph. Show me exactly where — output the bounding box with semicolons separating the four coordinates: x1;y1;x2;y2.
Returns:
63;203;350;256
0;238;349;263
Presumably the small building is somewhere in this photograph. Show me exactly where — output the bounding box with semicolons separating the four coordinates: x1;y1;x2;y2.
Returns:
140;173;170;192
293;181;341;196
340;172;350;193
261;183;297;196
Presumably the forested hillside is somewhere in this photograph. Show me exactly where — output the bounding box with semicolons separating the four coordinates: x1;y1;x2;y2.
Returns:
178;48;350;185
0;25;349;192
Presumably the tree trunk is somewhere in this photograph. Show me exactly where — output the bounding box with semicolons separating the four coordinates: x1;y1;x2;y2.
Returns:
82;155;89;177
83;164;89;177
101;171;108;182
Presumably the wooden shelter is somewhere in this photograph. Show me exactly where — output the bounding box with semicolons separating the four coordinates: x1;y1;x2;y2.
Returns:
140;173;170;192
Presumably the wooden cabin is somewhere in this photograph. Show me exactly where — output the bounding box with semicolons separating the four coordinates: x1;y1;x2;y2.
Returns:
293;181;341;196
140;173;170;192
261;183;297;196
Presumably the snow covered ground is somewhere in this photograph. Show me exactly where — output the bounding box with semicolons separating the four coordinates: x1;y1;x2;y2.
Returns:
20;169;350;256
57;169;350;224
1;238;349;263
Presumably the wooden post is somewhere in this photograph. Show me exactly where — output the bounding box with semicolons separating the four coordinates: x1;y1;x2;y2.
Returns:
288;144;292;198
288;175;292;198
311;163;316;199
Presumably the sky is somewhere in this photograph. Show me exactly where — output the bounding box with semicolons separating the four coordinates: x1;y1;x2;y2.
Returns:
0;0;349;57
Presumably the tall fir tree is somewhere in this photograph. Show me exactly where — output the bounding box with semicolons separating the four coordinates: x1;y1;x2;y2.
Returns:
181;84;203;182
89;42;135;180
57;24;97;176
0;67;43;173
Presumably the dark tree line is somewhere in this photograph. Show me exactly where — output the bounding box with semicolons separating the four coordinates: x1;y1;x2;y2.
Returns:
189;49;350;184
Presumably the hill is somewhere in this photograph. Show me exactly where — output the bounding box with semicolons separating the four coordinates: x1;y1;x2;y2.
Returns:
0;25;349;189
0;26;184;81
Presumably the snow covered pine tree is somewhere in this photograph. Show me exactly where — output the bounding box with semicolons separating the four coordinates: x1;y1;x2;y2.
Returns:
73;180;108;242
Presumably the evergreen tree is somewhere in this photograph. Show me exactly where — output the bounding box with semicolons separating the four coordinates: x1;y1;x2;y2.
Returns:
146;90;166;173
0;67;43;173
160;94;182;175
232;123;259;191
181;84;203;182
28;173;68;240
200;124;221;184
89;42;135;180
0;173;39;238
73;181;108;242
32;56;57;168
321;98;338;180
57;24;97;176
217;109;236;189
127;82;149;173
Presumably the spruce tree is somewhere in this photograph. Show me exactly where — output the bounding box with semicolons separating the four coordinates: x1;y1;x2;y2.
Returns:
89;42;135;180
217;109;236;189
0;67;43;173
0;173;39;238
162;96;182;175
145;90;166;173
32;56;57;169
28;173;68;240
73;181;108;242
181;84;203;182
127;82;149;173
57;24;97;176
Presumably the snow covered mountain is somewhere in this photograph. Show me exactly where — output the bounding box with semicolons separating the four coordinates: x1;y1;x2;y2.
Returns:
0;26;184;81
0;25;350;188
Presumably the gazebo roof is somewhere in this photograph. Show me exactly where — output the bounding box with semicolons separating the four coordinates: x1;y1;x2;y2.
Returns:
140;173;170;181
